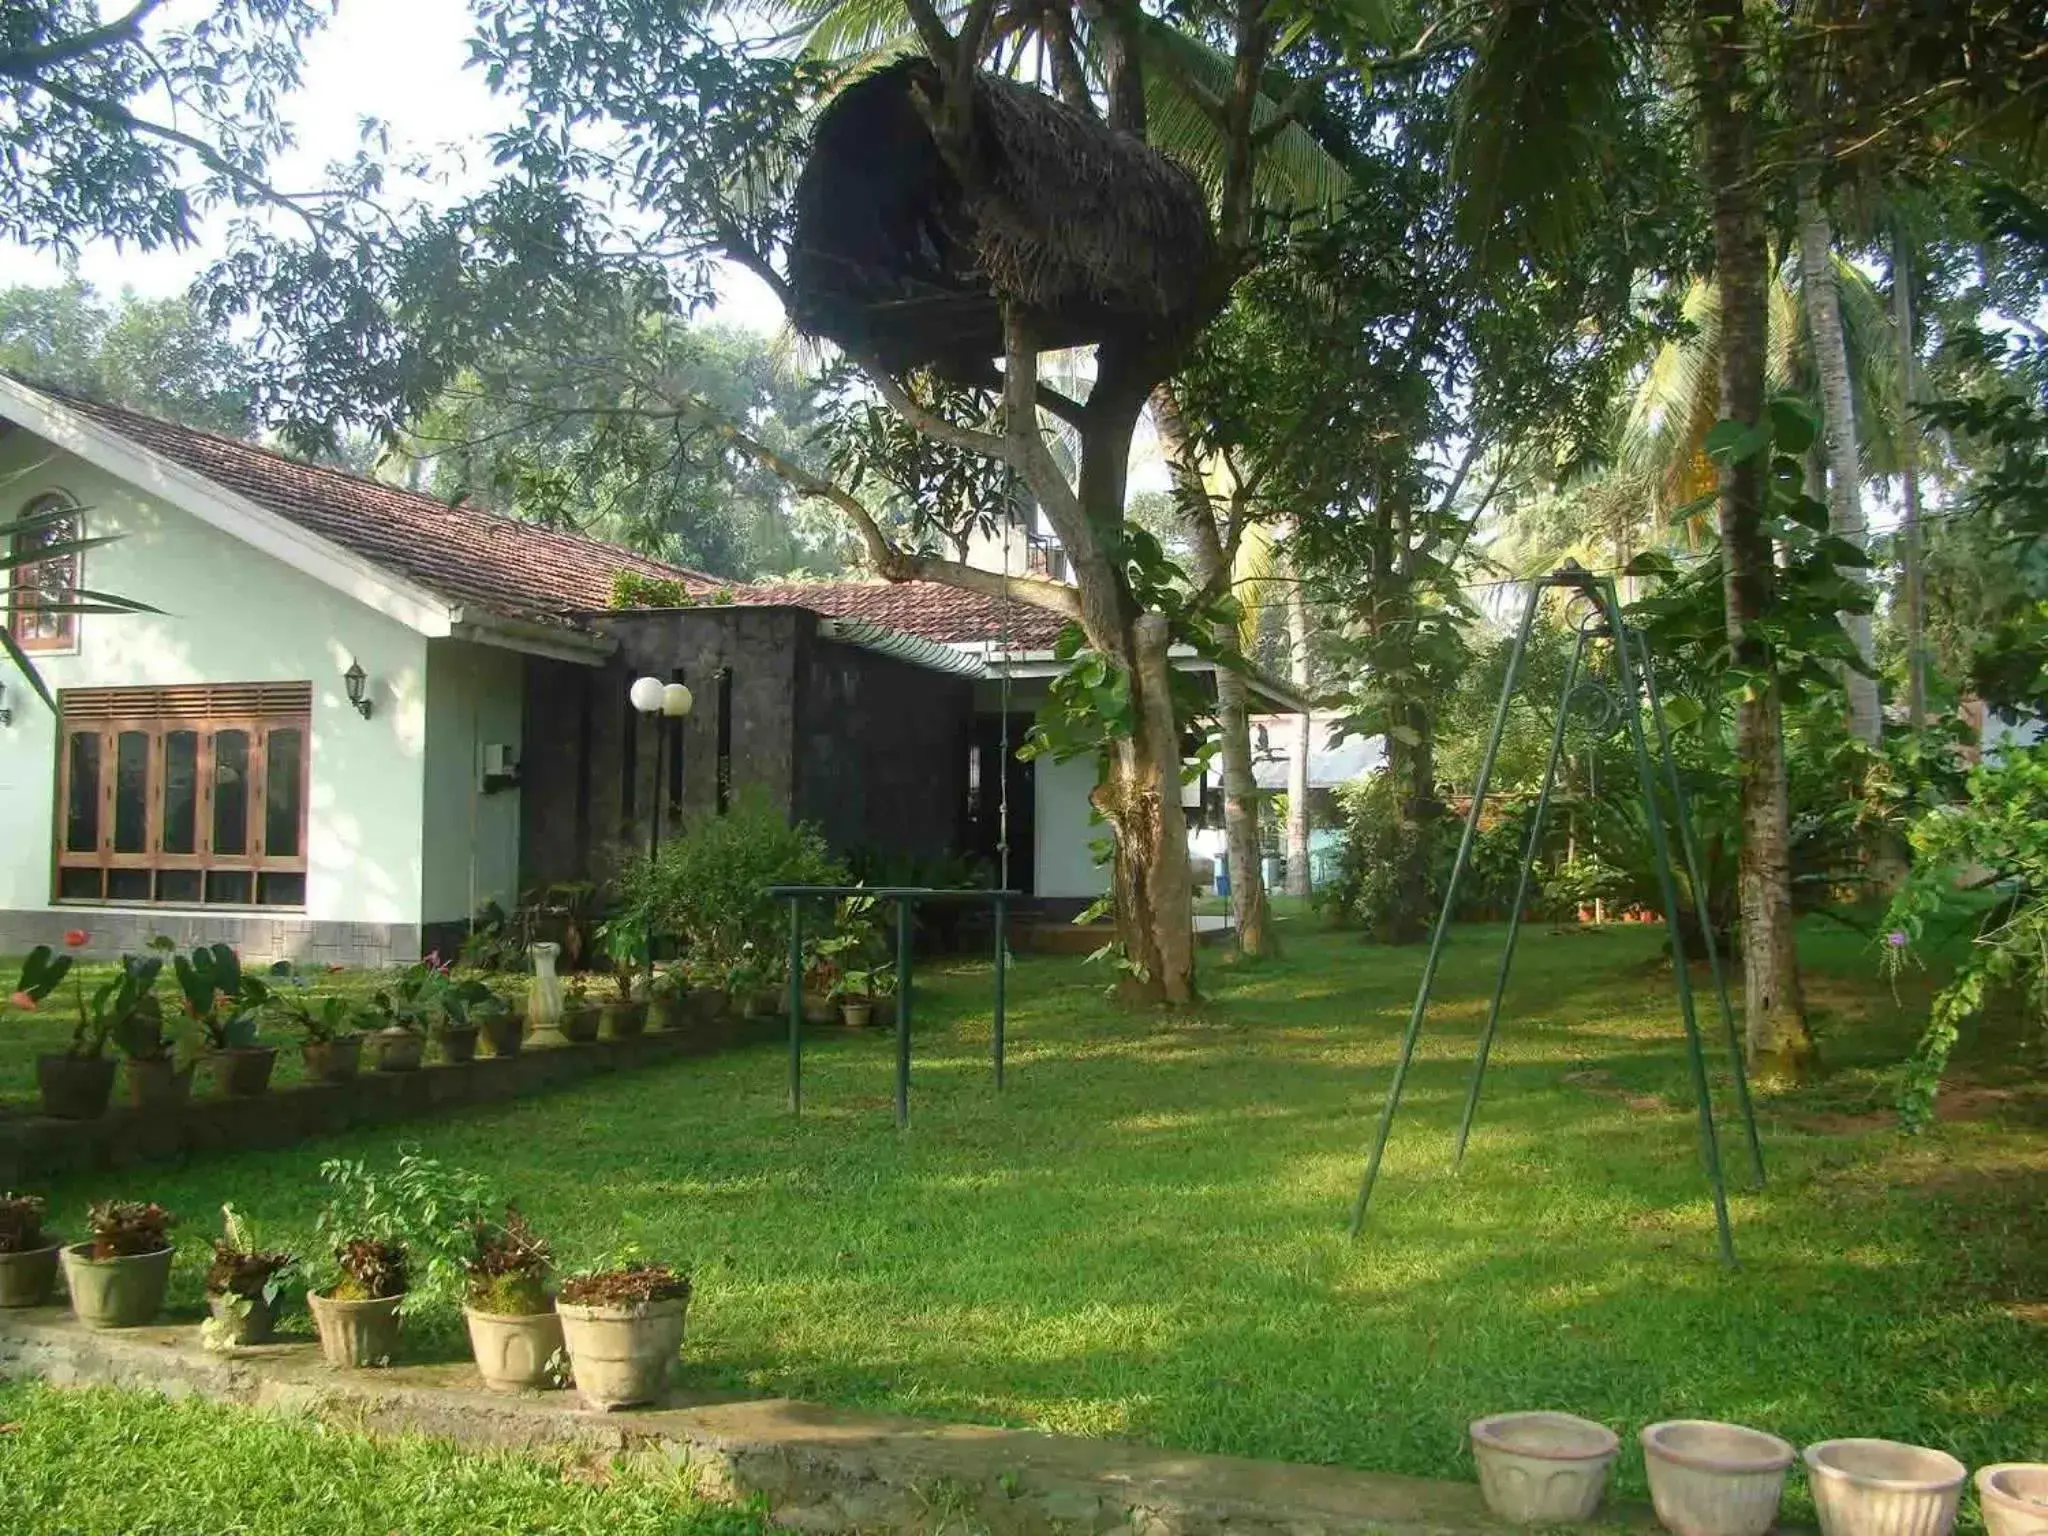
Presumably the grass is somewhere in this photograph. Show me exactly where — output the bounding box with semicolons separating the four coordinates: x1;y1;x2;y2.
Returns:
0;1378;766;1534
10;915;2046;1518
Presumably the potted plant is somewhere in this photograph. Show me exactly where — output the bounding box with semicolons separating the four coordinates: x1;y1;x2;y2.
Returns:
106;953;198;1109
308;1160;410;1367
299;995;368;1082
463;1206;564;1392
62;1200;176;1329
645;966;688;1032
174;942;276;1097
448;978;520;1058
595;913;650;1038
681;957;730;1026
557;1261;692;1410
559;974;600;1043
839;963;897;1029
366;960;444;1072
0;1192;62;1309
11;938;110;1119
200;1203;295;1349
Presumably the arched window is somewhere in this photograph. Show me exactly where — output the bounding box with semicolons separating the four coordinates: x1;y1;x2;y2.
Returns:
10;493;81;653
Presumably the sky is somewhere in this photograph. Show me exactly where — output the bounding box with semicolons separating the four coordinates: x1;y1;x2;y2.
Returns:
3;0;788;332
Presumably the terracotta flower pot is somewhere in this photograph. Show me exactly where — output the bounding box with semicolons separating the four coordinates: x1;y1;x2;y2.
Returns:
687;988;730;1024
209;1046;277;1098
437;1026;480;1064
480;1012;524;1057
62;1243;174;1328
465;1304;565;1392
600;1000;646;1039
646;995;684;1032
307;1290;404;1368
840;1000;873;1029
1470;1411;1620;1525
557;1296;688;1410
301;1037;363;1084
802;991;837;1026
124;1056;195;1111
1805;1440;1966;1536
1977;1465;2048;1536
0;1241;63;1308
371;1029;425;1072
207;1289;279;1346
36;1053;116;1119
1642;1420;1795;1536
559;1006;600;1044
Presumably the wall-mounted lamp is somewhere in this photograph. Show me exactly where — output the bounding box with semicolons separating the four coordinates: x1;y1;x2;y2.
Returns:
0;679;11;728
343;659;373;720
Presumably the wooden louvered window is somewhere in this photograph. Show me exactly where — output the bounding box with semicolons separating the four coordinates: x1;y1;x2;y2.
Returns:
54;683;312;908
10;493;81;653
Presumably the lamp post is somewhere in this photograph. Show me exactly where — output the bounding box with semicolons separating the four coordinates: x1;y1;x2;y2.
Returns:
627;676;693;861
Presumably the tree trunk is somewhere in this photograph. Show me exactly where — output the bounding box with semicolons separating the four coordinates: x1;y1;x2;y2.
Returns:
1698;0;1816;1083
1096;613;1200;1004
1285;562;1312;899
1215;659;1278;955
1893;225;1928;727
1796;179;1881;743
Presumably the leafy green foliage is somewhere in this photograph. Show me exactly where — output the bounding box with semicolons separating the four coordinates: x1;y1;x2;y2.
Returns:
171;942;267;1050
608;570;698;609
1312;772;1452;940
9;943;72;1010
464;1206;553;1316
316;1153;490;1311
613;793;846;990
1883;742;2048;1128
204;1203;294;1299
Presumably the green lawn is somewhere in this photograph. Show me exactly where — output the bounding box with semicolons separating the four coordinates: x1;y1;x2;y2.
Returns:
9;916;2045;1518
0;1378;764;1535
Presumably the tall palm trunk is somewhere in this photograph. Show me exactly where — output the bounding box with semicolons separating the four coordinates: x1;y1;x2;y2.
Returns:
1697;0;1816;1082
1797;180;1881;743
1285;558;1312;899
1892;226;1928;726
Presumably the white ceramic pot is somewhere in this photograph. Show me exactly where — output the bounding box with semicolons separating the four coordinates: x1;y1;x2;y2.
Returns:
557;1296;687;1410
1977;1465;2048;1536
1642;1420;1795;1536
1470;1411;1620;1524
1804;1440;1966;1536
465;1305;565;1392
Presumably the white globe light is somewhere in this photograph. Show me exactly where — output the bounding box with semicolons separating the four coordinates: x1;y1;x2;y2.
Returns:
628;676;665;714
661;682;694;718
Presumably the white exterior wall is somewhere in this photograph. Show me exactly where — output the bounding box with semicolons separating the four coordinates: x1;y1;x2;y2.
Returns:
1032;752;1109;900
420;639;525;925
0;435;431;928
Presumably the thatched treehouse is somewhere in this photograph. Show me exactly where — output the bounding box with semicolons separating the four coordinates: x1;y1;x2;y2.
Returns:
789;58;1220;379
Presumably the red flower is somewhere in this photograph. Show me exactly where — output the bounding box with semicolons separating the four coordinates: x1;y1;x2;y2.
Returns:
9;990;37;1012
62;929;90;948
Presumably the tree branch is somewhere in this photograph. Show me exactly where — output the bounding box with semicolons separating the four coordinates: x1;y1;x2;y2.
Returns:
719;420;1080;620
0;0;166;80
899;0;960;67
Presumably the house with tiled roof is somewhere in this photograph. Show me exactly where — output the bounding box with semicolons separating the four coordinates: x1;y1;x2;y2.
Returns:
0;375;1304;963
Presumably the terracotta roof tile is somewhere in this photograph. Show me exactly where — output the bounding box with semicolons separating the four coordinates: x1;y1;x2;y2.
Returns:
29;386;1079;654
732;579;1073;648
49;393;719;626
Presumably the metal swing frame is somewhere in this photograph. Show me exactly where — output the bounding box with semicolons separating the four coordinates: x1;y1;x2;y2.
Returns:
1347;561;1766;1267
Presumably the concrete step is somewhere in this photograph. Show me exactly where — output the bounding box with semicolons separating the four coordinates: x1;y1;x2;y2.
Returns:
0;1307;1656;1536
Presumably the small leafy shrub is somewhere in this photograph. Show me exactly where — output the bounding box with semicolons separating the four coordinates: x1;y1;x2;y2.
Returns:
1313;773;1454;942
171;943;268;1050
87;1201;173;1258
316;1152;490;1315
608;570;697;609
464;1206;553;1316
0;1193;47;1253
204;1205;294;1300
333;1238;408;1301
623;792;846;983
560;1263;691;1309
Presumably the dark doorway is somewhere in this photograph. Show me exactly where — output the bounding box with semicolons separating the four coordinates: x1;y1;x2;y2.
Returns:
965;713;1035;896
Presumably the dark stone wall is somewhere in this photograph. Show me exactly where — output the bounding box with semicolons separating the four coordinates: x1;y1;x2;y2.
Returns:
794;630;972;864
519;606;972;890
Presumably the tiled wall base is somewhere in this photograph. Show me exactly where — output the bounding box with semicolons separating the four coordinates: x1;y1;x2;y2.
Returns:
0;910;422;969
